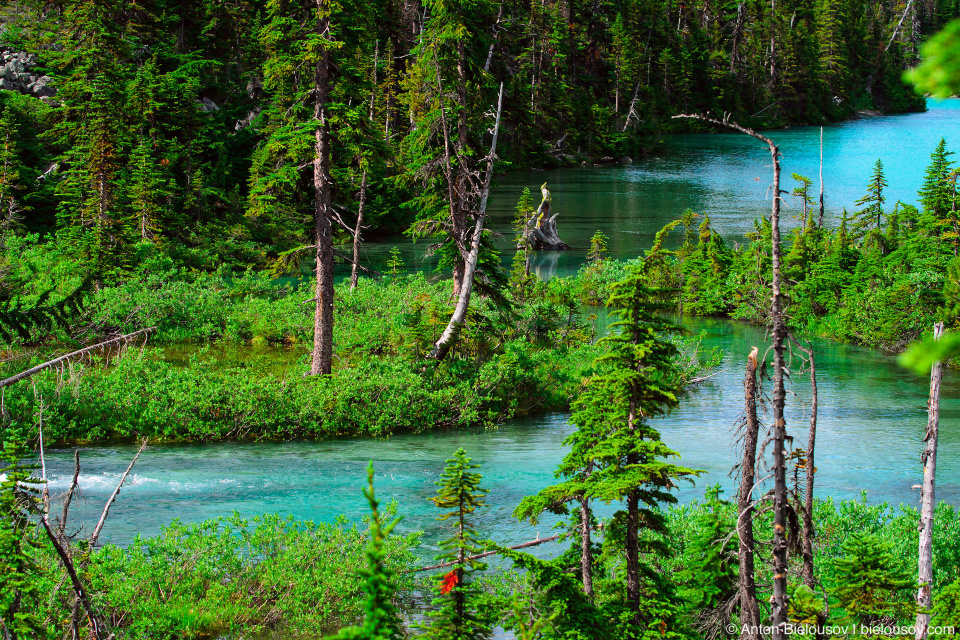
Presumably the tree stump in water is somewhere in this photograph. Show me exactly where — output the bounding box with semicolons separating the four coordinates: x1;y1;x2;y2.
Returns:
520;188;569;251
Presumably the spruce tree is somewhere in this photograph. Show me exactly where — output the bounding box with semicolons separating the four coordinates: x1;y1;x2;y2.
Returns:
919;139;955;222
853;159;888;237
327;463;404;640
421;448;491;640
830;532;915;626
255;0;376;374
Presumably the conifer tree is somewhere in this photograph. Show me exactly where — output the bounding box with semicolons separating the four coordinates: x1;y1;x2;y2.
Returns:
919;139;955;222
421;448;491;640
519;248;700;630
830;532;915;626
854;159;888;237
792;173;815;225
327;463;404;640
48;0;132;282
256;0;375;375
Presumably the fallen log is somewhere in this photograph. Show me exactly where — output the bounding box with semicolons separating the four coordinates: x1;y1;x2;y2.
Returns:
0;327;157;389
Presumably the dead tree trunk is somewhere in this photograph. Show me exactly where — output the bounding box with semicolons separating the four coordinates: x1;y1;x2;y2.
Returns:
350;169;368;291
310;1;335;376
521;197;569;251
916;322;944;640
429;84;504;361
738;347;762;640
818;127;825;228
796;340;818;589
580;462;594;598
673;112;788;637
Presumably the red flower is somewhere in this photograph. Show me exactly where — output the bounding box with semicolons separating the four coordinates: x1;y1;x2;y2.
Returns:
440;570;459;595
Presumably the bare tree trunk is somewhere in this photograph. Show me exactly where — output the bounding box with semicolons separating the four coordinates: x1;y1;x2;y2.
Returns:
916;322;944;640
672;112;788;638
799;343;818;589
738;347;762;640
1;327;156;389
579;496;594;597
429;84;504;361
626;387;642;622
730;2;746;74
350;169;367;291
311;3;335;376
819;127;825;228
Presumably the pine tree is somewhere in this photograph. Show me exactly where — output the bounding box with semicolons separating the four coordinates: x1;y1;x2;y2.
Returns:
47;0;132;283
792;173;815;225
421;448;492;640
853;159;888;238
400;0;497;296
327;463;404;640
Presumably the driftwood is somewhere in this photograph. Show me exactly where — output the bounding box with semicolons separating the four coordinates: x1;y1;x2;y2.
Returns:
521;194;569;251
409;534;560;573
0;327;157;389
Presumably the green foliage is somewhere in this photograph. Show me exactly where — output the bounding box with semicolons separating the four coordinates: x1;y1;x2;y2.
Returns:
932;578;960;629
387;247;405;277
0;428;47;638
34;512;419;639
587;231;609;264
853;160;888;240
420;448;492;640
676;486;737;616
907;18;960;98
327;463;405;640
828;532;916;625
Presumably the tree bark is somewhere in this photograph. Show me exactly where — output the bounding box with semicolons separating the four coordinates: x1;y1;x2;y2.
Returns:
429;84;503;361
672;113;788;637
819;127;825;228
798;342;818;589
738;347;762;640
916;322;944;640
350;169;367;291
626;395;641;623
310;2;335;376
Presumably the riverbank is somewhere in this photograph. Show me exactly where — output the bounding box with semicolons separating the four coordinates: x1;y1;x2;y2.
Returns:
0;257;715;446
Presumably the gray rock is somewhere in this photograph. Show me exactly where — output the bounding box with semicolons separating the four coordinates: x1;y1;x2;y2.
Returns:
197;97;220;113
246;75;263;98
235;107;261;131
31;82;56;98
39;96;60;107
0;77;18;91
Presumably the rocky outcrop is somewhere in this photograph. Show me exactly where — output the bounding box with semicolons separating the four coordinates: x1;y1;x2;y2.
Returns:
0;47;58;104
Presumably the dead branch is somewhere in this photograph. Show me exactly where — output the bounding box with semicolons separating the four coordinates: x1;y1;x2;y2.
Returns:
0;327;157;389
409;534;560;573
23;491;108;640
57;450;81;542
89;438;148;549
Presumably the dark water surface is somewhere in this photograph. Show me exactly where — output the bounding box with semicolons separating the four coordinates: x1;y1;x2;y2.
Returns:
43;101;960;550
